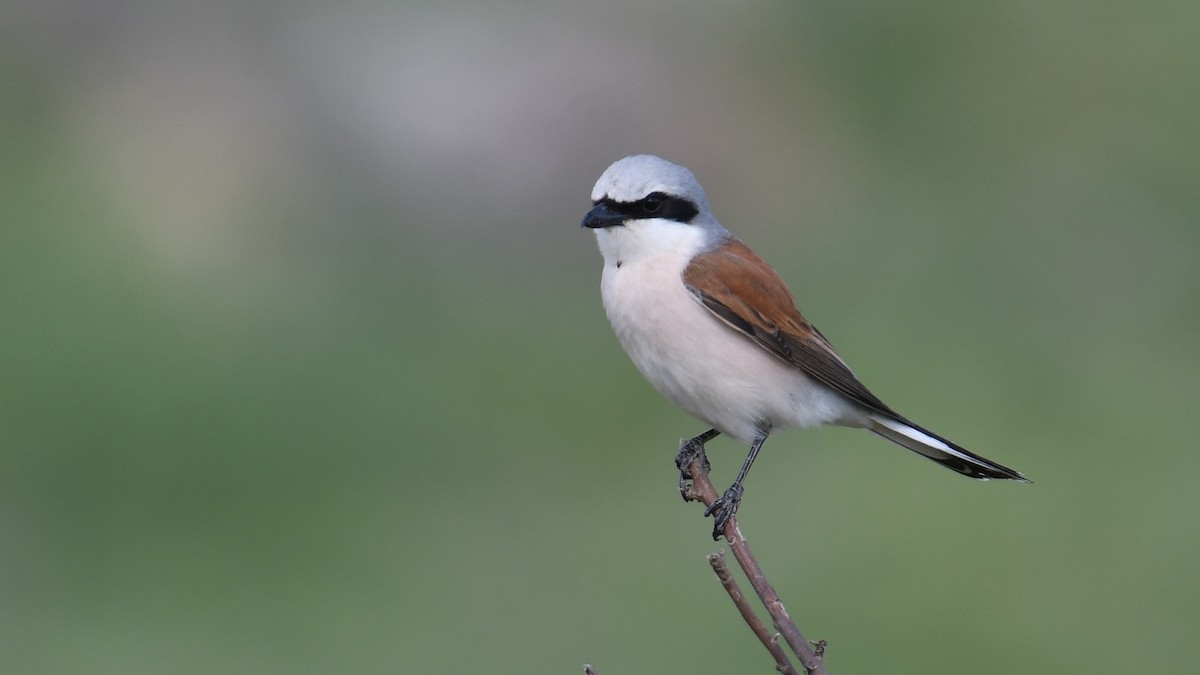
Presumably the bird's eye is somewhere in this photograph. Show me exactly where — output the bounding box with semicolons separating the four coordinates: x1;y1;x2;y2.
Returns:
642;194;664;214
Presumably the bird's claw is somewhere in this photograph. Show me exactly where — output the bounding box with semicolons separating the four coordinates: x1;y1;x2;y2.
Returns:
704;484;744;540
675;437;711;501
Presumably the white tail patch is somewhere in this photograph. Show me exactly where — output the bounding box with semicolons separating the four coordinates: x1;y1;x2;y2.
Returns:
870;415;974;464
868;413;1029;482
873;415;944;447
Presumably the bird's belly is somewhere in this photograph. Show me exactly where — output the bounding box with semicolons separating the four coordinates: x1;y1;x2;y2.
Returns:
601;258;853;444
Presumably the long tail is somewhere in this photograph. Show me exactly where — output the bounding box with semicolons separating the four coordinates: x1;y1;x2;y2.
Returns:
868;414;1030;482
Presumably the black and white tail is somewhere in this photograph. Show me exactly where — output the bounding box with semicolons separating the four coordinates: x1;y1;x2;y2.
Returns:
869;414;1029;482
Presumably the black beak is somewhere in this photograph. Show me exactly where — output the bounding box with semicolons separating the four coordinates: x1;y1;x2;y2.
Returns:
581;202;626;229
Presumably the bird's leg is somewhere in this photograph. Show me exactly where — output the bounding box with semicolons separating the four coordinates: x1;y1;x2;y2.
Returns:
705;433;768;540
676;428;720;501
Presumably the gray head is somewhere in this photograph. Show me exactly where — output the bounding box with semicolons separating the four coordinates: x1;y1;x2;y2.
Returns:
582;155;713;229
581;156;728;264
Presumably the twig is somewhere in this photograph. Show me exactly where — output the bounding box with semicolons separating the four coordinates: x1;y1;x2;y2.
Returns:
709;550;799;675
681;442;830;675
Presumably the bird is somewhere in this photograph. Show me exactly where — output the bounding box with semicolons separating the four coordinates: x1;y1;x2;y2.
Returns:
581;154;1028;540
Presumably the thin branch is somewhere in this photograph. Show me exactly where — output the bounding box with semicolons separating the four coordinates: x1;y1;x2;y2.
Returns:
681;443;830;675
708;550;799;675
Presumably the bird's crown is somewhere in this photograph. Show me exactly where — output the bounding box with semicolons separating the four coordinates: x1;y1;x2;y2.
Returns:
590;155;710;214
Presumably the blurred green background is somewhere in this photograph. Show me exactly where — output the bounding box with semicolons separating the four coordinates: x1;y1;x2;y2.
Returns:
3;1;1198;673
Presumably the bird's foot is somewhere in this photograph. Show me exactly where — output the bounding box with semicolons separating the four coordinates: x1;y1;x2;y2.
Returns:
675;435;712;501
704;483;744;541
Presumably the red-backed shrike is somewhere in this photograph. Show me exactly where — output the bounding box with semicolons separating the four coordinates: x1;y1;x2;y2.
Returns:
582;155;1028;539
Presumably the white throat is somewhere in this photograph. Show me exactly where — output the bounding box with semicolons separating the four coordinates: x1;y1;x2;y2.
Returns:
594;220;712;268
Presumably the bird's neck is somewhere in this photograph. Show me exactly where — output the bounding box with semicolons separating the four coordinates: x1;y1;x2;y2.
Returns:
594;221;717;268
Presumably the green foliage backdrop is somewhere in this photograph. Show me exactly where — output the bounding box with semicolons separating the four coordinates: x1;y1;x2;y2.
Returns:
2;1;1198;673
